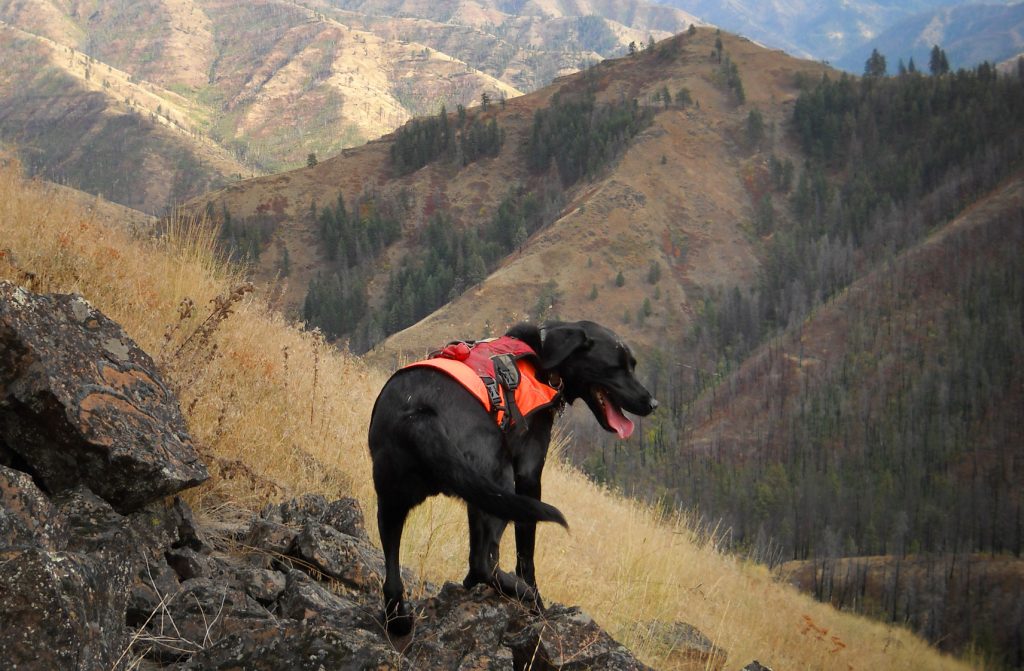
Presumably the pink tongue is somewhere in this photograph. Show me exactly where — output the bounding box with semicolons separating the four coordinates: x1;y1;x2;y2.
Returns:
604;400;634;439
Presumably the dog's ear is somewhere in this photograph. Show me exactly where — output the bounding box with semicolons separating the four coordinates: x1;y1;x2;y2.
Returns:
539;323;592;369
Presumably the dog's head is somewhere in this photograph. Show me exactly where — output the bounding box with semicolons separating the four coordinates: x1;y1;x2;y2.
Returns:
510;320;658;439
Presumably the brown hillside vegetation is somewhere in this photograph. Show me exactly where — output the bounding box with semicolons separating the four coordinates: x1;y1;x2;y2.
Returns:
0;2;515;183
186;29;830;356
381;29;824;355
0;0;698;187
782;553;1024;664
0;20;248;213
0;156;972;669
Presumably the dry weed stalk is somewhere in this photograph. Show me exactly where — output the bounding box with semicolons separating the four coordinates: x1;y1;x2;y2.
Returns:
158;296;196;365
172;282;253;363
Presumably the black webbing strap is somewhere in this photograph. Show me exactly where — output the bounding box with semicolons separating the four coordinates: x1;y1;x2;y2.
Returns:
492;354;525;433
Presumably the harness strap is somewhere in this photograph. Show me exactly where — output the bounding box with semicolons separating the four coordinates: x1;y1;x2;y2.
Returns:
492;354;524;432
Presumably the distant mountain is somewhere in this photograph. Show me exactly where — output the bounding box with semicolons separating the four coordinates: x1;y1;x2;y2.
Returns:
0;0;700;207
653;0;1022;69
836;3;1024;73
652;0;955;61
0;22;248;214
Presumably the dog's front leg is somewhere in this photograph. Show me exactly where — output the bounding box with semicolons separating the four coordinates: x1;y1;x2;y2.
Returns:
512;492;540;587
512;435;549;588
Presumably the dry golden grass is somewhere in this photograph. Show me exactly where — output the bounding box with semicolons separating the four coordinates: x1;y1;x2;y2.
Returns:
0;162;975;670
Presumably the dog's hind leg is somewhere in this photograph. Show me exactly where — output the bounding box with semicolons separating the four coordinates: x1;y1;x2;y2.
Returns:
464;505;542;608
512;488;540;587
378;500;414;636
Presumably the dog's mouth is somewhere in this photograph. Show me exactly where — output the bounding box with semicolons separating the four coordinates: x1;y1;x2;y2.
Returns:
593;386;634;439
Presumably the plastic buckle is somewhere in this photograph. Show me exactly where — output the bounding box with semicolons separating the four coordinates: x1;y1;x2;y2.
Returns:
493;355;520;391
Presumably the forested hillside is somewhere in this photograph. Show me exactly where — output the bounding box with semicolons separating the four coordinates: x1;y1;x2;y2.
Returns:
569;63;1024;666
301;89;656;348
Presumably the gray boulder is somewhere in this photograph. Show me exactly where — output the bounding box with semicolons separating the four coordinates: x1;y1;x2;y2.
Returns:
0;282;207;512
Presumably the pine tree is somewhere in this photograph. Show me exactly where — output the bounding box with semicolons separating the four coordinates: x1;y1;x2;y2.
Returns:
864;49;887;78
929;45;949;75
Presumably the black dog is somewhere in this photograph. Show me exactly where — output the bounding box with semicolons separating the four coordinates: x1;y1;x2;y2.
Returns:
368;320;658;635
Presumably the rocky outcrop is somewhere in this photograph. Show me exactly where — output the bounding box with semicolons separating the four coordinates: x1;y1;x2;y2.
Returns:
0;284;731;669
0;281;208;512
639;621;727;670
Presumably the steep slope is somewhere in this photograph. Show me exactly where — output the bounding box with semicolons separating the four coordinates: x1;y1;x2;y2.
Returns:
0;150;973;671
0;20;247;213
602;171;1024;666
187;28;830;355
0;2;520;175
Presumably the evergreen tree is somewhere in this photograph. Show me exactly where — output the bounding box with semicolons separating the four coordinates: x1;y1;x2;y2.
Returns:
647;261;662;284
864;49;887;78
746;109;765;148
929;45;949;75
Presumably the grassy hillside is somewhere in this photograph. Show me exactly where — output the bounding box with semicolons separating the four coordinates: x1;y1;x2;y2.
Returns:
0;24;246;214
0;156;974;670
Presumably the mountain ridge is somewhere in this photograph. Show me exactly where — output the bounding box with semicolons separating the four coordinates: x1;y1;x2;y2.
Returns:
182;28;831;359
0;0;702;201
835;2;1024;73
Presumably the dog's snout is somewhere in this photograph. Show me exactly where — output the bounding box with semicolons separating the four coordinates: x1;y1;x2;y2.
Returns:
649;397;659;411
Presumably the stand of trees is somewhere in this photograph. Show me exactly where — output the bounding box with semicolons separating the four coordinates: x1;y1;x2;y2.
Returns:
206;202;276;265
527;91;653;186
376;183;564;336
788;553;1024;667
302;192;401;346
390;105;503;175
315;192;400;268
305;87;648;352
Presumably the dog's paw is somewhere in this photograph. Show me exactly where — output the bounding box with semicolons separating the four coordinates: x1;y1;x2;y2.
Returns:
383;599;415;637
493;570;545;611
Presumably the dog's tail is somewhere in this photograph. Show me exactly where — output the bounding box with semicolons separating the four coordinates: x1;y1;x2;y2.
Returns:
450;469;569;529
406;416;569;529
